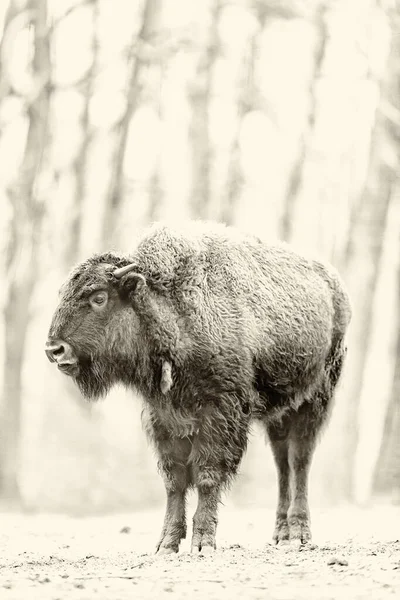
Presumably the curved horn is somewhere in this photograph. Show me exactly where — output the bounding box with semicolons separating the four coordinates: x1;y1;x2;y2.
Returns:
113;264;139;279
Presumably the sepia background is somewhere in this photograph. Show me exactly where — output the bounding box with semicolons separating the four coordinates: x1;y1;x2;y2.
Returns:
0;0;399;514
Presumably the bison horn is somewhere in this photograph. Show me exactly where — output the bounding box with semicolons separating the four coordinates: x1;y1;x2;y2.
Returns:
113;264;140;278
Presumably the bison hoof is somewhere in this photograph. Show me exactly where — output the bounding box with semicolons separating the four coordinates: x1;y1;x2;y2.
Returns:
201;545;215;555
288;516;311;545
190;531;216;554
156;545;179;556
273;518;290;544
191;543;215;554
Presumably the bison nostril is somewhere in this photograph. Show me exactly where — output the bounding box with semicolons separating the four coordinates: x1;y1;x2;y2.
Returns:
52;345;65;357
45;341;73;364
47;344;65;361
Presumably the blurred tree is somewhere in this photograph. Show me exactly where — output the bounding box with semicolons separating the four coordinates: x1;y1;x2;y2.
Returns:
351;191;400;505
221;5;256;225
338;2;400;501
374;269;400;503
207;2;258;226
188;0;219;219
102;0;157;247
69;0;98;264
0;0;50;500
0;0;19;104
281;2;327;241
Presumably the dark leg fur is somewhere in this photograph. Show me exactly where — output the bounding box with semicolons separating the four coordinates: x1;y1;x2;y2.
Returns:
154;437;192;554
266;403;324;545
156;467;188;554
190;399;250;553
285;391;332;544
267;423;291;543
190;467;222;553
151;395;250;554
287;409;318;544
267;340;345;545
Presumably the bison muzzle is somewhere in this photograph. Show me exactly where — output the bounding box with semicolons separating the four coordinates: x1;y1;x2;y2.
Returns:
45;221;351;553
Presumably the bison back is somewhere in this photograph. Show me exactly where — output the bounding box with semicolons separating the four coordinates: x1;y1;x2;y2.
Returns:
133;222;351;397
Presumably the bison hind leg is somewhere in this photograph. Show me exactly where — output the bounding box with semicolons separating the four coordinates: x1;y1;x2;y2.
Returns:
266;419;291;544
266;403;321;547
266;342;345;546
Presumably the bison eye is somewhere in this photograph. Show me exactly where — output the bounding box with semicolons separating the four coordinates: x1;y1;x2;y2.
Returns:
89;290;108;310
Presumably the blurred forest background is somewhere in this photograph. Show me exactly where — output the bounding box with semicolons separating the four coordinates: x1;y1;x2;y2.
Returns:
0;0;399;514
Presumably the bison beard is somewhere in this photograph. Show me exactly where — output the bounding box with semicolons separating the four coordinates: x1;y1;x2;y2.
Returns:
74;350;139;401
45;221;351;553
73;357;112;400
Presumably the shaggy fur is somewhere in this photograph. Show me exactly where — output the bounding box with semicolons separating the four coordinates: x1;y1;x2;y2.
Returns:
46;221;351;553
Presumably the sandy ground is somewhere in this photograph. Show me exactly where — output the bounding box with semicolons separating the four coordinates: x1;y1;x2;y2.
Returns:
0;504;399;600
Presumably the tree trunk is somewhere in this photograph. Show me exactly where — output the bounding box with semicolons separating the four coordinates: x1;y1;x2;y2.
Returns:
68;0;98;265
0;0;50;501
0;0;20;103
188;1;219;219
373;261;400;503
101;0;156;247
352;186;400;504
373;183;400;503
280;4;328;241
210;4;258;225
222;32;254;226
327;25;398;502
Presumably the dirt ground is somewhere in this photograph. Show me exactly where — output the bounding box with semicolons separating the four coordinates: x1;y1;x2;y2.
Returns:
1;504;399;600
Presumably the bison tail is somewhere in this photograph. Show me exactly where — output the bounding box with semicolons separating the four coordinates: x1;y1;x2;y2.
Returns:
326;336;347;391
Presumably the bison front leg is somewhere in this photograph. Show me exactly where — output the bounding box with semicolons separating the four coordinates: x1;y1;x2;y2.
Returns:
190;401;250;553
157;465;188;555
190;469;222;553
155;438;192;555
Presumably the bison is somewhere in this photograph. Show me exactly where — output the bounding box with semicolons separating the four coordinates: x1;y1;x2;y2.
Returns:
45;221;351;553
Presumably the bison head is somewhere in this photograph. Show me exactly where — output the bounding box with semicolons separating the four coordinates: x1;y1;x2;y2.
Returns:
45;254;146;400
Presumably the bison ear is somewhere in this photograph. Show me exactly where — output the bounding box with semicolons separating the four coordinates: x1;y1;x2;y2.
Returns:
124;272;146;293
120;273;146;295
113;264;146;295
